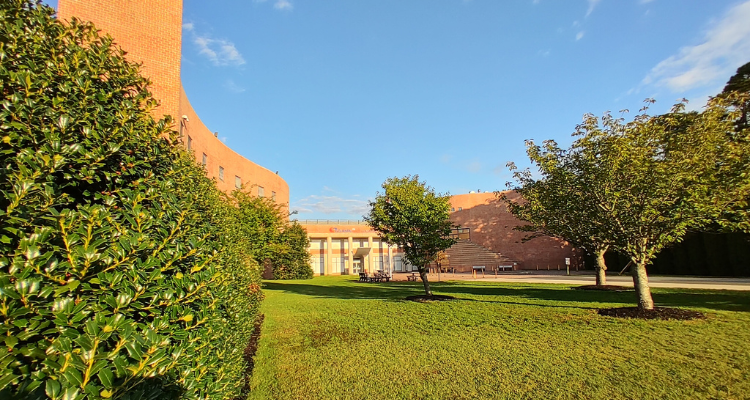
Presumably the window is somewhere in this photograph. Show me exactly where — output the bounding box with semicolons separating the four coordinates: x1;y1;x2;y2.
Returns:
218;166;224;181
202;153;207;166
235;176;241;189
258;186;265;197
451;207;455;212
271;191;277;201
187;136;192;151
458;207;463;211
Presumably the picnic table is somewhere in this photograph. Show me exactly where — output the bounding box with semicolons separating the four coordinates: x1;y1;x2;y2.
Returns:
359;272;391;283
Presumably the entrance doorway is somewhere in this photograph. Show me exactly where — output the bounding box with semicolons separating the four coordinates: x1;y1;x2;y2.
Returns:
352;258;363;274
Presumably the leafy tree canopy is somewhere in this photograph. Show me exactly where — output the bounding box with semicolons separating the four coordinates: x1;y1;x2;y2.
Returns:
364;176;455;296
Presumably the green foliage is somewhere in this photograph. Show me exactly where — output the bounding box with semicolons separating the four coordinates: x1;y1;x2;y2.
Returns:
272;222;313;280
0;2;262;398
364;176;455;295
508;97;750;308
231;191;312;280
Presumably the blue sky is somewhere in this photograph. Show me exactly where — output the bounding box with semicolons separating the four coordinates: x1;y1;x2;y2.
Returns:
50;0;750;220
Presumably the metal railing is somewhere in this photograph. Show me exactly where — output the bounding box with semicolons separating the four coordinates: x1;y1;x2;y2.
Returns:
450;227;471;240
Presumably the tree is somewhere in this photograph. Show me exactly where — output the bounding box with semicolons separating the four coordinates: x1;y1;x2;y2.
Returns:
722;61;750;130
572;99;745;309
364;176;456;296
503;131;621;286
231;190;313;279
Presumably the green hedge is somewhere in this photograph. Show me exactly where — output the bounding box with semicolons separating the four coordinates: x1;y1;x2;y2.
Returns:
0;1;261;398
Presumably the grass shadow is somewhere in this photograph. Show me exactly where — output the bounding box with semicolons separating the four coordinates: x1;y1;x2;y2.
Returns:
264;278;750;312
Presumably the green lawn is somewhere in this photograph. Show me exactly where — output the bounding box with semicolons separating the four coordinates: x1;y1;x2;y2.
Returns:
248;276;750;400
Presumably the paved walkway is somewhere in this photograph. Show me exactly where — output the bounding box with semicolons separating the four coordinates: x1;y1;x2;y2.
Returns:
393;271;750;291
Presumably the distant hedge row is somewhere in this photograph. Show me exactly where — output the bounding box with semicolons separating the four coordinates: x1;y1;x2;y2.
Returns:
596;232;750;277
0;1;280;399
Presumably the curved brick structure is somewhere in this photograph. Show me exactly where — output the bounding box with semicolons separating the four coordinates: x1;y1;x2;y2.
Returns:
57;0;289;205
450;191;581;270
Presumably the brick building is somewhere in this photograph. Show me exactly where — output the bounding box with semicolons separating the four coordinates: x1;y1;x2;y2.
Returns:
56;1;577;276
301;191;580;276
57;0;289;204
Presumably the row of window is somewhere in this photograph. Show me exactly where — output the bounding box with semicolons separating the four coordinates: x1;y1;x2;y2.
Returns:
189;136;276;200
450;207;463;212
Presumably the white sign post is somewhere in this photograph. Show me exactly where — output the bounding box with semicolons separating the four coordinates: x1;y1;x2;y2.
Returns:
565;258;571;276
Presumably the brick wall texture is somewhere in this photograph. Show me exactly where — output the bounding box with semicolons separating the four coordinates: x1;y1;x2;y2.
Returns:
56;0;290;206
450;192;582;270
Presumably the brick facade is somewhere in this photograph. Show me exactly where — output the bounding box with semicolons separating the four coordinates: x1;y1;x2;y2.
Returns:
450;192;581;270
57;0;289;206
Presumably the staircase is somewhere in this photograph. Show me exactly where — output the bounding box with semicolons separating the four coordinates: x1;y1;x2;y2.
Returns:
436;240;516;272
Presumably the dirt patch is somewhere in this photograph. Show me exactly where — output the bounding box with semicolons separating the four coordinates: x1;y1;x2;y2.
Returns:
598;307;705;320
405;294;456;302
575;285;633;292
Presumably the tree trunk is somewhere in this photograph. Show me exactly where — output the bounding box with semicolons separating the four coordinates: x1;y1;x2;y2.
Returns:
418;267;432;296
595;247;608;286
631;260;654;310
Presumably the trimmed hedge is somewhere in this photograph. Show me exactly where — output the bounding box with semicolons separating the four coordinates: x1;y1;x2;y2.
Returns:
0;2;261;399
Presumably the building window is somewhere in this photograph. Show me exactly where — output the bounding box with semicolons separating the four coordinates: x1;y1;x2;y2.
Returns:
451;207;455;212
458;207;463;211
202;153;207;166
187;136;192;151
271;191;277;201
258;186;265;197
235;176;241;189
219;166;224;181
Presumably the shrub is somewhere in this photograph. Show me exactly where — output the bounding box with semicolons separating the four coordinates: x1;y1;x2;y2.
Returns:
231;192;313;280
0;1;261;398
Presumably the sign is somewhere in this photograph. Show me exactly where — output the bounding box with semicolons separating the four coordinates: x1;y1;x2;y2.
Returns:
565;258;571;265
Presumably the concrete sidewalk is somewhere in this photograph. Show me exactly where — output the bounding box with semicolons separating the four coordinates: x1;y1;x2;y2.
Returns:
400;271;750;291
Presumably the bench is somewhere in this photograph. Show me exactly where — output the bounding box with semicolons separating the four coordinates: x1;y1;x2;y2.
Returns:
407;273;418;282
496;265;513;272
472;266;486;278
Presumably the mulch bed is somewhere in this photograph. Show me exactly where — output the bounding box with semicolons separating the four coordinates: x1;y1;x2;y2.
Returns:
598;307;705;320
405;294;456;302
575;285;633;292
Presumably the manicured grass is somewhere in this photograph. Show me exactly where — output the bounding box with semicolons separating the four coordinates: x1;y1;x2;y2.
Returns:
248;276;750;400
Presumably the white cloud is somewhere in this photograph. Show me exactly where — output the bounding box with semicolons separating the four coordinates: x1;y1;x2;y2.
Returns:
182;22;194;32
193;36;245;66
256;0;293;11
292;195;371;216
538;49;551;57
223;79;246;93
274;0;293;10
576;31;585;41
465;161;482;173
586;0;601;17
640;0;655;3
641;0;750;92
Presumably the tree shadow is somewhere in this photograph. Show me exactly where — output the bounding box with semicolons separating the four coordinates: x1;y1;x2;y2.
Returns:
264;280;750;313
263;280;425;301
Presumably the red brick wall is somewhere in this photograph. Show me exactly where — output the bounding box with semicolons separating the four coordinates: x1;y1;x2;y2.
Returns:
450;192;581;270
56;0;290;206
57;0;183;122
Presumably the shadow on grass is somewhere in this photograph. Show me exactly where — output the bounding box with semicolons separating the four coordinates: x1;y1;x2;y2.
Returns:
263;279;750;313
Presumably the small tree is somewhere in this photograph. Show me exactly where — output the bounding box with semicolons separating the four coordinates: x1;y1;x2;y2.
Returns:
364;176;456;296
